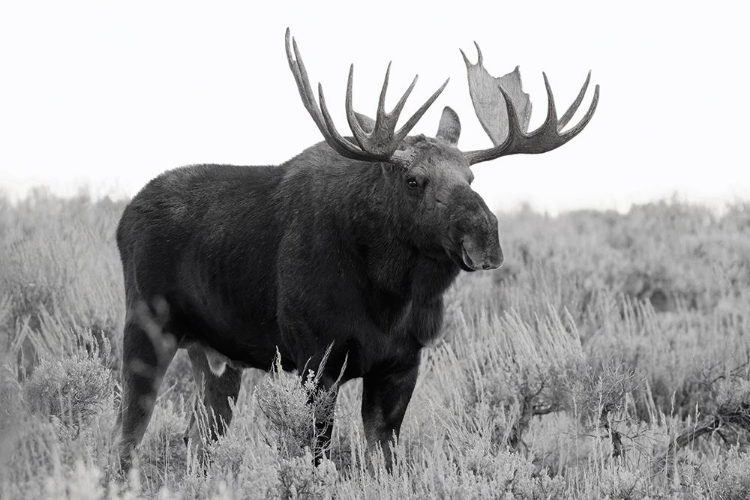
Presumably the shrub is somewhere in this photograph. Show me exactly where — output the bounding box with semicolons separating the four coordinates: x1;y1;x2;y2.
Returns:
23;354;112;438
278;452;338;500
453;306;585;449
458;448;565;500
713;450;750;500
201;429;280;498
3;194;750;499
256;350;340;459
596;465;648;500
570;360;640;458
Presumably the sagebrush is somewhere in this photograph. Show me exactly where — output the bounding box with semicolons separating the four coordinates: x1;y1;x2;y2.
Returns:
1;190;749;499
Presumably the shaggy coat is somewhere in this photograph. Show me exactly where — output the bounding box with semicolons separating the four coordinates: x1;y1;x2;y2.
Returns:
115;124;502;469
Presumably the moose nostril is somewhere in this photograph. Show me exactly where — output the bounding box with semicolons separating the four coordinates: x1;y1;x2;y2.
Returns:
482;263;492;270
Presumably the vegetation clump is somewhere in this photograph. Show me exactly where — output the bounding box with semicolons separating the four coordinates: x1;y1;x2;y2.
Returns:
1;192;749;498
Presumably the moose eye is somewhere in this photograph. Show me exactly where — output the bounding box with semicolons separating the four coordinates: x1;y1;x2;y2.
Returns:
407;178;419;189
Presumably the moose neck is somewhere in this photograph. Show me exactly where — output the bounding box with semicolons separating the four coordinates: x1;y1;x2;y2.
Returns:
334;159;462;304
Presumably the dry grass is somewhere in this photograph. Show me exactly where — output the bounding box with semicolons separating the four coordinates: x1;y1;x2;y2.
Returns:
1;190;749;499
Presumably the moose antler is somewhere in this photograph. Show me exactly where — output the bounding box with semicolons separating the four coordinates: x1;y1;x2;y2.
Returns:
286;29;449;165
461;43;600;165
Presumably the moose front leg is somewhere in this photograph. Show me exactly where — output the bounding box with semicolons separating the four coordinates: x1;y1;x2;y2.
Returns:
361;362;419;470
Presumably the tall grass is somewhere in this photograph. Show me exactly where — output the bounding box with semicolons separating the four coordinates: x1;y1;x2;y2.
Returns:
1;191;749;499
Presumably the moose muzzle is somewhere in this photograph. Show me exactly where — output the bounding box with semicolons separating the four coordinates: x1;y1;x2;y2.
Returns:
460;235;503;271
450;186;503;272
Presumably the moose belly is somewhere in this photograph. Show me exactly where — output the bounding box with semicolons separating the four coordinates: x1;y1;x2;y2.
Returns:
170;290;284;371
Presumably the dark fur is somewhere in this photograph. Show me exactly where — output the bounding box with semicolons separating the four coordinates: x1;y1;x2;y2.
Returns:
115;124;502;469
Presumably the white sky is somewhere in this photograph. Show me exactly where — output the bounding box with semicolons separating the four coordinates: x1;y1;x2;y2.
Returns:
1;1;748;214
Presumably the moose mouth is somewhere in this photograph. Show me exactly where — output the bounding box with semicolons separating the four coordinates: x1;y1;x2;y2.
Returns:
445;243;478;272
460;243;480;272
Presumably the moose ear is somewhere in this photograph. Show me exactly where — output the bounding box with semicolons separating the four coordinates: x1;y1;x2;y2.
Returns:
436;106;461;145
355;112;376;134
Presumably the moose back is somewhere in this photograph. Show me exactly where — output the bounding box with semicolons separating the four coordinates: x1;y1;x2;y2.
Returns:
114;29;599;470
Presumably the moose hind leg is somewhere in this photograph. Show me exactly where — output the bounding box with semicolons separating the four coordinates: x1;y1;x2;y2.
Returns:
361;361;419;470
184;345;242;456
116;305;179;472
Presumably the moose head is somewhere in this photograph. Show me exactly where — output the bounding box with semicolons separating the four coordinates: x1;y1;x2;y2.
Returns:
285;29;599;273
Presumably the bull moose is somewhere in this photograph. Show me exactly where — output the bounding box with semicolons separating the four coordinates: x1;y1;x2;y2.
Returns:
114;28;599;470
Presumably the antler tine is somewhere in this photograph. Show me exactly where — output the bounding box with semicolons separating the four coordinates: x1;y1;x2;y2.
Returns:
287;28;447;165
346;64;448;155
541;73;559;130
474;41;483;66
389;75;419;121
519;75;600;152
285;30;325;133
345;65;372;151
317;83;372;159
376;62;392;125
459;48;470;67
393;78;450;144
286;29;382;162
343;63;448;158
460;42;484;70
559;83;600;140
559;71;591;130
466;70;599;165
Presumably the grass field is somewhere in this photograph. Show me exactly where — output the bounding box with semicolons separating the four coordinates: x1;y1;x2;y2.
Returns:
1;189;749;499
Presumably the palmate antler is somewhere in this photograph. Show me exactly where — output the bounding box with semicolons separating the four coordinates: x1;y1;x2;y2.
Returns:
285;29;449;165
286;30;598;167
461;43;600;165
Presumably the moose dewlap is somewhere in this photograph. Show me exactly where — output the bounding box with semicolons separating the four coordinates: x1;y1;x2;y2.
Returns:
113;28;599;471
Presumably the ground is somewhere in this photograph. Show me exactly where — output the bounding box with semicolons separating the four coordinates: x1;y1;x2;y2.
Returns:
1;190;749;499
